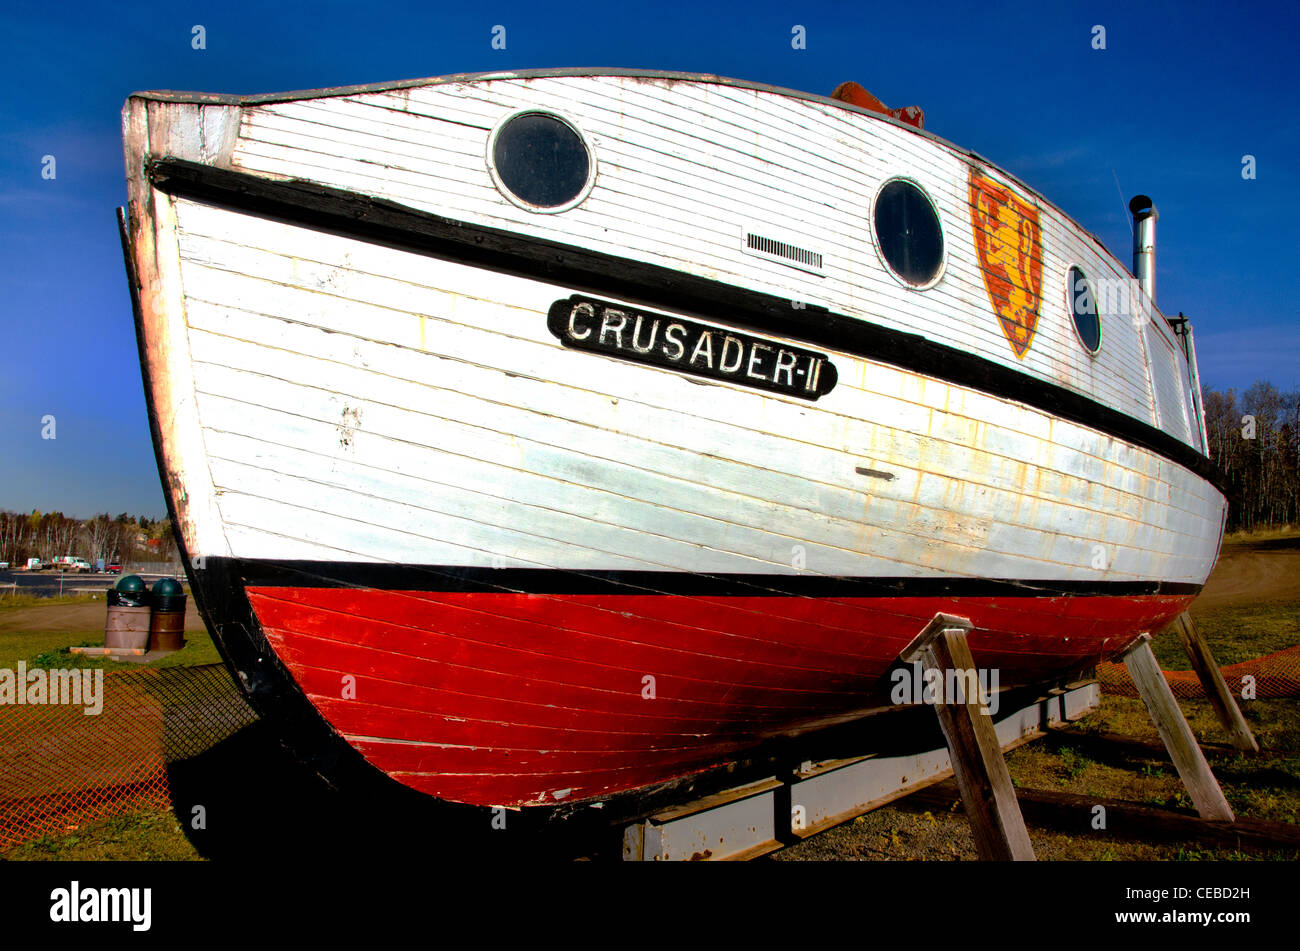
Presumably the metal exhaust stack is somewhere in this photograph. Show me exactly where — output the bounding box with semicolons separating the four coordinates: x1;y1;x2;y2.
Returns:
1129;194;1158;304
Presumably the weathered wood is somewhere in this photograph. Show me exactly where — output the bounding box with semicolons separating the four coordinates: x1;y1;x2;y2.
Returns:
148;156;1227;493
907;616;1036;860
907;781;1300;854
1122;634;1234;821
1172;613;1259;753
215;74;1170;421
156;187;1221;581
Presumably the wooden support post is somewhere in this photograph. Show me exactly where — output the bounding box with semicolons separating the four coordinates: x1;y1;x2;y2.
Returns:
900;614;1036;861
1172;613;1259;753
906;781;1300;854
1121;634;1235;821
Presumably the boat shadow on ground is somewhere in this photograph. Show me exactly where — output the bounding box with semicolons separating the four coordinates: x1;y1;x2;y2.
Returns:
162;678;1051;862
1240;535;1300;552
165;720;602;861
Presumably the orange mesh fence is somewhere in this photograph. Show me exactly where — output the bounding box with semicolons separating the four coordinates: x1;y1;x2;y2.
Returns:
1097;645;1300;700
0;663;257;851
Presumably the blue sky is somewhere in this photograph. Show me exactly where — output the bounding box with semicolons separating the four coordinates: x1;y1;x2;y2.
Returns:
1;0;1297;517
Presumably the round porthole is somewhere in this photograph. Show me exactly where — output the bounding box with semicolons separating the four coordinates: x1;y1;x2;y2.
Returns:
488;111;594;212
872;178;944;288
1067;266;1101;354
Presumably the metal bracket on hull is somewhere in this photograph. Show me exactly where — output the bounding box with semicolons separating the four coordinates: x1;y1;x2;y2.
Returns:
1121;633;1235;821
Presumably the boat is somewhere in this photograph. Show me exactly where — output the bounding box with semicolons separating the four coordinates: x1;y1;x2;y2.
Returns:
118;68;1226;813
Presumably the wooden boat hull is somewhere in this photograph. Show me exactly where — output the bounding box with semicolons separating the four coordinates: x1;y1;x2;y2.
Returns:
119;69;1226;810
242;571;1190;806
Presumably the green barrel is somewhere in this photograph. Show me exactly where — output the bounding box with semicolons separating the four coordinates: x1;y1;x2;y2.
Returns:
148;578;187;651
107;574;149;608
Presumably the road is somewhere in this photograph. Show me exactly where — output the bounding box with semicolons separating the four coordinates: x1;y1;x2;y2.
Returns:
0;570;182;599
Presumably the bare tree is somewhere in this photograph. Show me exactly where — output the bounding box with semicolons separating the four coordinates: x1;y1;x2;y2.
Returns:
83;514;120;564
0;512;26;565
1203;382;1300;531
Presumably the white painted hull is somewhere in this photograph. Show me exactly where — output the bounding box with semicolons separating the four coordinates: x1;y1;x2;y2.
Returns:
119;69;1227;807
163;197;1219;585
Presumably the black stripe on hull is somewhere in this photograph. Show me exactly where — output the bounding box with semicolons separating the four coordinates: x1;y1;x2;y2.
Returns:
228;558;1202;599
147;158;1227;494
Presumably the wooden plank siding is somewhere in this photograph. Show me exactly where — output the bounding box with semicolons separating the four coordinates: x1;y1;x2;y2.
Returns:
221;76;1166;427
167;198;1221;583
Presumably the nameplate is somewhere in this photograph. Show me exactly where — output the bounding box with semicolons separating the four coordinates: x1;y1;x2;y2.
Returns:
546;296;837;400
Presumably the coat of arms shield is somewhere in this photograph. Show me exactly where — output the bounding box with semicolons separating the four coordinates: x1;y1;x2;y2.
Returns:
969;170;1043;358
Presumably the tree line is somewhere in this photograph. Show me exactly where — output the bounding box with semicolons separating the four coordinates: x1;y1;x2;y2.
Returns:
1204;382;1300;531
0;511;177;567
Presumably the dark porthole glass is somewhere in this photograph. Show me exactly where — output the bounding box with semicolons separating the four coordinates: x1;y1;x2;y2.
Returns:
873;179;943;286
1068;266;1101;354
492;113;590;209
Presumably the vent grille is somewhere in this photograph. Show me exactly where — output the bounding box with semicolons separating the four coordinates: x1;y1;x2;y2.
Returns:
745;232;823;271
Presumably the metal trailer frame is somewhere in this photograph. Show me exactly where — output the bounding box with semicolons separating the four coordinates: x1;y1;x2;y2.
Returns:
621;679;1100;861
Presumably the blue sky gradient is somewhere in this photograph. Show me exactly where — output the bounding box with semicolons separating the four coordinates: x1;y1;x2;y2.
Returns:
1;0;1296;516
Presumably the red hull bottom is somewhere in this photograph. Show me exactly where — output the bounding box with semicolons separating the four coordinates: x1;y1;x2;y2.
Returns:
246;587;1192;806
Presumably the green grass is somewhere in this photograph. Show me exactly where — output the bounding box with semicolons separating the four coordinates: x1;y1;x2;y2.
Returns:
0;591;101;610
1054;745;1093;782
0;629;98;670
22;628;222;671
1142;596;1300;671
1171;606;1300;668
0;586;219;669
4;808;201;861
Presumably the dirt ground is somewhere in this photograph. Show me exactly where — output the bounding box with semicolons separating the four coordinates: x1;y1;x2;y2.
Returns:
0;597;206;637
1195;533;1300;609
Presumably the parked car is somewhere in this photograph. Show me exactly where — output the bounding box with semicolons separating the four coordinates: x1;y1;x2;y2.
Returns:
51;556;92;572
106;563;123;574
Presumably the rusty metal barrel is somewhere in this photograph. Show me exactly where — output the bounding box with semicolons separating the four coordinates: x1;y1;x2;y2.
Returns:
148;577;187;652
105;575;151;649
